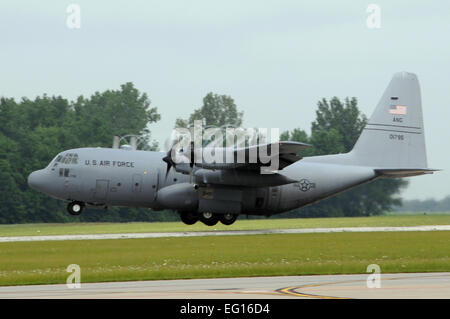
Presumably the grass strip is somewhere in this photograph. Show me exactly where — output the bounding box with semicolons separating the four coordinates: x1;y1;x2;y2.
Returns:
1;214;450;237
0;231;449;286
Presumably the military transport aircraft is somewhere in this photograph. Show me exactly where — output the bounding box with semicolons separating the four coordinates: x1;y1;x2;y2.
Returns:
28;72;436;226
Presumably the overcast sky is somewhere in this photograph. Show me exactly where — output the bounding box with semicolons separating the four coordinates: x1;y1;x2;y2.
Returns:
1;1;449;201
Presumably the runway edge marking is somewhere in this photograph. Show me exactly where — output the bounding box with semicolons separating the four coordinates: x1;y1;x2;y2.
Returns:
1;225;450;243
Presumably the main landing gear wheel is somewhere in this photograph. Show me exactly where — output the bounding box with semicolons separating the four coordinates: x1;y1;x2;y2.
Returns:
180;211;199;225
219;213;238;225
67;201;84;216
200;212;219;226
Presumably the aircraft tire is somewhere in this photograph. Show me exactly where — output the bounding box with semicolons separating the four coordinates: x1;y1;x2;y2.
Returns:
220;213;238;225
67;201;84;216
180;211;199;225
200;212;219;226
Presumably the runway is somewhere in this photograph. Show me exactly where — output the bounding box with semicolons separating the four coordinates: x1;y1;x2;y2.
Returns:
1;225;449;242
1;273;449;299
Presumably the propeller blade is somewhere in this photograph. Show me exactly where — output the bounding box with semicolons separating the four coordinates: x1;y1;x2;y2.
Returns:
189;141;195;168
162;140;177;181
163;156;172;180
189;141;195;183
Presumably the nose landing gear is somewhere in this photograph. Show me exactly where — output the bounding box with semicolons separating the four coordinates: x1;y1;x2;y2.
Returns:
67;201;85;216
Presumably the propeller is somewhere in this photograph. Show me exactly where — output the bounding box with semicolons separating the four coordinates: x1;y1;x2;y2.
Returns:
162;140;197;182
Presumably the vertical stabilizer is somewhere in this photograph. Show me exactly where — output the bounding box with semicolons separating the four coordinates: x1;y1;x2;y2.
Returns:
351;72;428;169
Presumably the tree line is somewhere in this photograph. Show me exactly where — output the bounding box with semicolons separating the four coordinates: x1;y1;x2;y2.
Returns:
394;196;450;213
0;85;407;223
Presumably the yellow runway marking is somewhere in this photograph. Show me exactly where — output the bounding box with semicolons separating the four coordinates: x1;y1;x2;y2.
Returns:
275;274;450;299
276;283;352;299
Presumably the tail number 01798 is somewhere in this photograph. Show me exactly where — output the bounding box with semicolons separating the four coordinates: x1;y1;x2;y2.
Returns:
389;134;404;141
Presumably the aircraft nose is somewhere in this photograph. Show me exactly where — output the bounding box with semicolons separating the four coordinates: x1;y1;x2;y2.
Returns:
28;170;46;191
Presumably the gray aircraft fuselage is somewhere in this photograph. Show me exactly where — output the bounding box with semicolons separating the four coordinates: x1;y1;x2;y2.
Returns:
28;72;436;225
28;147;376;216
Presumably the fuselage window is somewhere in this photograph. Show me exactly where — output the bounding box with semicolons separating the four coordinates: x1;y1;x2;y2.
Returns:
59;168;64;177
64;168;70;177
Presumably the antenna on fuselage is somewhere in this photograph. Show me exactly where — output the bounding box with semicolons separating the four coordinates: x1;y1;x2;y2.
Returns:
130;136;137;150
112;135;120;149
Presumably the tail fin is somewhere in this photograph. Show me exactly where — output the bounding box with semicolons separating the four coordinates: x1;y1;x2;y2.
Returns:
351;72;428;169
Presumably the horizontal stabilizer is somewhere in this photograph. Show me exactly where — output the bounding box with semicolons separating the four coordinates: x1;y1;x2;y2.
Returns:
374;168;440;178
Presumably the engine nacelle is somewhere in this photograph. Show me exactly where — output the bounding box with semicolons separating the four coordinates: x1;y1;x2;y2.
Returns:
156;183;198;210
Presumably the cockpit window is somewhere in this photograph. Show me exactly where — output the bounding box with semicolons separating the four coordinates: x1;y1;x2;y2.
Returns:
48;154;61;169
58;153;79;165
64;153;73;164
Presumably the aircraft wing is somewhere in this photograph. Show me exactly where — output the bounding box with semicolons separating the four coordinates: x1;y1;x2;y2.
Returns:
185;141;310;187
239;141;310;170
194;141;311;171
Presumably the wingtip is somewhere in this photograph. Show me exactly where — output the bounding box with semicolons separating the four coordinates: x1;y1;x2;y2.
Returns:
279;140;312;148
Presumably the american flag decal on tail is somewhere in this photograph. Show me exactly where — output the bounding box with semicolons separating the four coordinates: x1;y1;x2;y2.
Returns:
389;104;407;115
